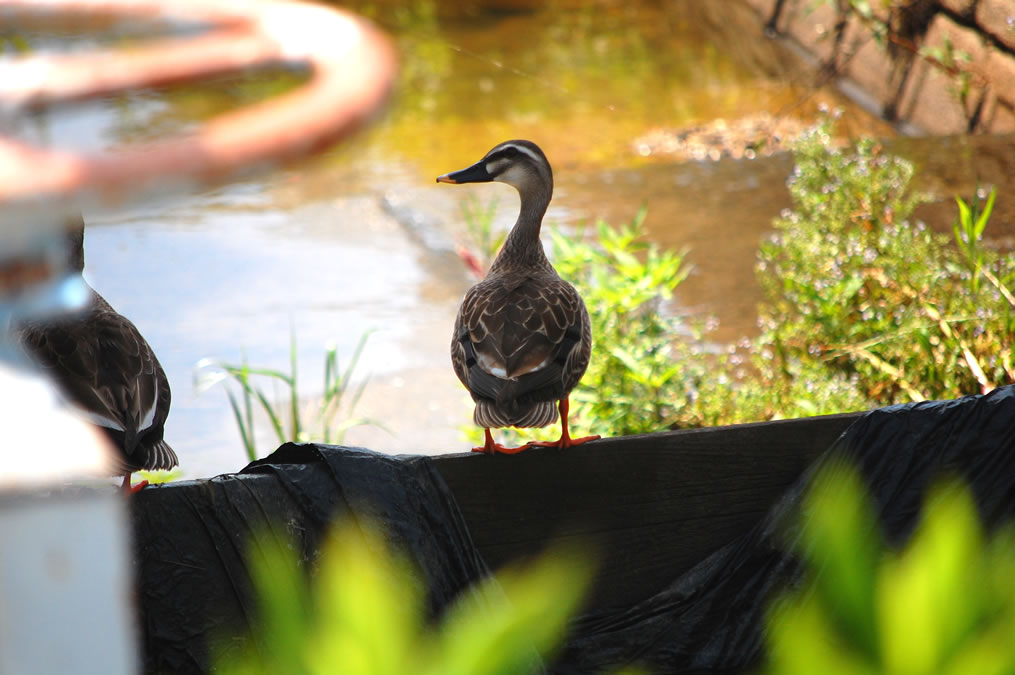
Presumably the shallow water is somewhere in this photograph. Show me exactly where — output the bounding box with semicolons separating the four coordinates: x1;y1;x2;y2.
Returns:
7;1;1012;478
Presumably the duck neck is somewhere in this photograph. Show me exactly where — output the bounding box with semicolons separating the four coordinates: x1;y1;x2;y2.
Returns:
490;181;552;273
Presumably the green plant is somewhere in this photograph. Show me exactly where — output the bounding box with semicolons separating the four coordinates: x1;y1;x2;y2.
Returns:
458;125;1014;439
698;341;871;424
920;35;974;109
215;519;601;675
765;461;1015;673
462;194;505;269
459;193;505;279
196;330;381;461
953;186;997;296
552;210;713;436
751;120;1015;409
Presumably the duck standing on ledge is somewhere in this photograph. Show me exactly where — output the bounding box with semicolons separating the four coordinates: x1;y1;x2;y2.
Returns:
17;215;177;491
438;140;600;454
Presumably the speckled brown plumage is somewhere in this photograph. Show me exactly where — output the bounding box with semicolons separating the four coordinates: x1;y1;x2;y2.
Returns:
16;216;177;483
451;268;590;428
439;140;598;453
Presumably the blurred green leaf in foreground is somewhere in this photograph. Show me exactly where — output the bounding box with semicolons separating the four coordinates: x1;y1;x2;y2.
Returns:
766;462;1015;674
215;520;647;675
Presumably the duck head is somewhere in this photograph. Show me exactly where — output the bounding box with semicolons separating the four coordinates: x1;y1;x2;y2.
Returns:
437;139;552;195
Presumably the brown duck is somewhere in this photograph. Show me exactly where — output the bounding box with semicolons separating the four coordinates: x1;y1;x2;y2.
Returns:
438;140;599;454
17;215;177;491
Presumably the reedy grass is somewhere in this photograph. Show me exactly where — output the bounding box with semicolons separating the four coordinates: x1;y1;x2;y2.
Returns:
197;330;383;462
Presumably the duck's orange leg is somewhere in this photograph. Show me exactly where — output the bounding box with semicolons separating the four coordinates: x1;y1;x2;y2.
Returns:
472;428;531;455
528;397;600;450
122;473;149;494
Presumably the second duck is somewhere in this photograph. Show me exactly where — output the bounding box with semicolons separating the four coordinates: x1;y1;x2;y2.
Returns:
438;139;600;454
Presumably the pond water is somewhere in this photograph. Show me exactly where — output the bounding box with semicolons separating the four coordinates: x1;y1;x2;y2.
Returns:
6;1;1012;478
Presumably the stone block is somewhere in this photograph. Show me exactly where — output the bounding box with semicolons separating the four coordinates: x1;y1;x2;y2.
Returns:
782;0;848;63
740;0;779;20
983;95;1015;132
976;0;1015;50
926;11;993;67
987;47;1015;102
842;17;907;110
985;48;1015;131
938;0;977;17
898;60;973;131
897;14;991;132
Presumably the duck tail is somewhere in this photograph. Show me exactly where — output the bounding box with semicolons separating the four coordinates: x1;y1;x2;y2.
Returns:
474;396;558;429
140;438;179;472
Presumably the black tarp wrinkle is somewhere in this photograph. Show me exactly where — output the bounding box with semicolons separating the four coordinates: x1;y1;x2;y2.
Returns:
180;480;257;632
209;477;276;621
246;444;354;529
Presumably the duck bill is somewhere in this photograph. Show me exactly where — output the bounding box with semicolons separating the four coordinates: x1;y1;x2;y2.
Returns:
436;160;492;184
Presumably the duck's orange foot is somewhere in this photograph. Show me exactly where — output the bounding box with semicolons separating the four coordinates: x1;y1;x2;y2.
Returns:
128;480;150;493
472;428;532;455
466;428;531;454
121;474;149;494
528;434;601;450
528;398;601;450
470;442;532;455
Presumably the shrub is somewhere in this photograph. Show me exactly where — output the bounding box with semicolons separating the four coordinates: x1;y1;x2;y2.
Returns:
551;210;715;436
751;122;1014;410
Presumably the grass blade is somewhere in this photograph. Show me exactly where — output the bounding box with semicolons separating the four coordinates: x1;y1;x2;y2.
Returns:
226;389;257;462
289;330;301;442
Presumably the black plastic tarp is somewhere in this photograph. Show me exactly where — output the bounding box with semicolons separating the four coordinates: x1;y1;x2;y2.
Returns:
132;385;1015;674
559;384;1015;673
132;444;495;673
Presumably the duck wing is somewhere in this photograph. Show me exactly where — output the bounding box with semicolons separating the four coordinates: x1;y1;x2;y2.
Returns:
452;272;589;407
19;293;176;471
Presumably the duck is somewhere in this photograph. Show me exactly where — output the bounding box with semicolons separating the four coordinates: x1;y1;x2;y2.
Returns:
17;214;177;491
438;139;600;454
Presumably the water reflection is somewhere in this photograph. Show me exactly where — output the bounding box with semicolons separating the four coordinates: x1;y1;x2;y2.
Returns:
10;1;1011;477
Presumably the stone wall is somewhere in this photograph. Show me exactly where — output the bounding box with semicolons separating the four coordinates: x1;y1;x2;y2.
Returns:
742;0;1015;134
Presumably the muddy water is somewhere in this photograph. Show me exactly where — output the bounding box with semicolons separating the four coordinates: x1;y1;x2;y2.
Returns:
9;1;1012;478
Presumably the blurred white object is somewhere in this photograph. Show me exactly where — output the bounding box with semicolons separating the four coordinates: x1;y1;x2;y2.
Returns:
0;208;134;674
0;476;137;675
0;359;114;487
